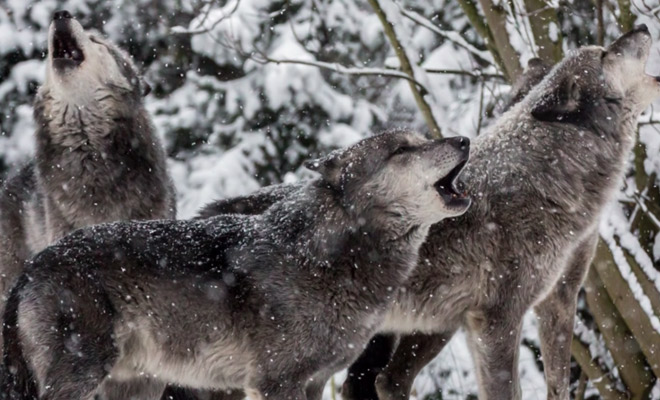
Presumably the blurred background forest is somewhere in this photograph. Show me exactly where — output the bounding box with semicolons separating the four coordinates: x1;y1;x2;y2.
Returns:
1;0;660;398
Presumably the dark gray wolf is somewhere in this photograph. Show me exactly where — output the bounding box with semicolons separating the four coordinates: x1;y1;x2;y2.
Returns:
0;10;176;400
1;130;471;400
195;26;660;400
0;10;175;326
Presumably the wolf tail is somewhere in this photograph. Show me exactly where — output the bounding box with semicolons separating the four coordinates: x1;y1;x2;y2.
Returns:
0;274;38;400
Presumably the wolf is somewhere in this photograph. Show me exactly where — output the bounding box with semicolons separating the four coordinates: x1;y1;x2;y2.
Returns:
1;130;470;400
0;10;175;322
195;26;660;400
0;10;176;399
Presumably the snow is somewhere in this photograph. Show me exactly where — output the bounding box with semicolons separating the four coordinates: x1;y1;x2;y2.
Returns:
1;0;660;398
599;204;660;335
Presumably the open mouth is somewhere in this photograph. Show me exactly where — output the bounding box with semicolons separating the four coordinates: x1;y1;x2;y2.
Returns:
52;28;84;68
434;159;470;207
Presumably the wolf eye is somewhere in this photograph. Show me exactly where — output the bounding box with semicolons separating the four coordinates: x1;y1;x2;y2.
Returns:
89;36;104;46
391;146;413;157
601;51;608;60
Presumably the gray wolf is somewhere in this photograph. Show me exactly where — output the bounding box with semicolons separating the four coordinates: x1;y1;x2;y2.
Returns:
1;130;470;400
0;10;175;321
0;10;176;400
196;26;660;400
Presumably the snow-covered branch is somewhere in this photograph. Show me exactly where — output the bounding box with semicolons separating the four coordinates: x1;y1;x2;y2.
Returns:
399;8;493;64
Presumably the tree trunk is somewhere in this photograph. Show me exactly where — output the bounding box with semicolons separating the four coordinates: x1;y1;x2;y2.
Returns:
592;239;660;378
522;0;563;63
367;0;443;138
583;268;654;398
475;0;522;80
570;337;627;400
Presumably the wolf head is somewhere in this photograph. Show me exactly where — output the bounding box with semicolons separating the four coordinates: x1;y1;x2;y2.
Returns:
305;130;470;234
42;10;150;106
528;25;660;124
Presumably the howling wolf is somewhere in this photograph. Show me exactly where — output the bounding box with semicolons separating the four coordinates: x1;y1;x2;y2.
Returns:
1;130;470;400
0;10;175;320
0;10;175;399
197;26;660;400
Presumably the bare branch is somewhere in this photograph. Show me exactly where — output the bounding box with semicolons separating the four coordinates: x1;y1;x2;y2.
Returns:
583;268;654;397
522;0;563;63
399;8;494;64
476;0;523;80
570;336;627;400
254;56;428;87
367;0;443;137
592;239;660;378
171;0;240;35
455;0;509;80
616;0;636;31
424;68;505;80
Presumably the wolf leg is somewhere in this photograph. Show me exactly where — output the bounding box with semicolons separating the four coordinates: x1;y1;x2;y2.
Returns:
161;386;246;400
305;371;333;400
97;377;167;400
465;310;523;400
341;334;398;400
374;332;454;400
16;274;117;400
257;380;306;400
534;233;597;400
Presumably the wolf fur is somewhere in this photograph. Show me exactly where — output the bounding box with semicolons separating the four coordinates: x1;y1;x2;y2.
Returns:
195;26;660;400
0;10;176;400
0;11;175;323
1;130;470;400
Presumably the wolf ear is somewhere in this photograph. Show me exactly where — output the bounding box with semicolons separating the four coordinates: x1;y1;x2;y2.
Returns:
530;74;581;121
141;81;152;97
304;154;342;189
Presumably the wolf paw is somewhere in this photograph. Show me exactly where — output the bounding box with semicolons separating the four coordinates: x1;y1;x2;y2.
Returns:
374;373;411;400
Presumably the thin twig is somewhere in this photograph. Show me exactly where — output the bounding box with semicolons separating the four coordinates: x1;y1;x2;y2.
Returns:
423;68;505;80
399;8;493;64
171;0;241;35
256;56;430;88
476;79;486;136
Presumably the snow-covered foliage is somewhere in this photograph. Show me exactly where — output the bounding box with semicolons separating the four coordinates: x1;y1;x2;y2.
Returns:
1;0;659;398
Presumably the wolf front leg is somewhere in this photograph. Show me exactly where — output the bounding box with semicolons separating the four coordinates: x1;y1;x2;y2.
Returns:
341;334;398;400
256;379;307;400
97;377;167;400
534;233;596;400
465;309;524;400
374;332;455;400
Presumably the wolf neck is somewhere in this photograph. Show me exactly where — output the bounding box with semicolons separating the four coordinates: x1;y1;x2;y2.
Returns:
271;182;425;288
472;100;639;217
34;86;136;149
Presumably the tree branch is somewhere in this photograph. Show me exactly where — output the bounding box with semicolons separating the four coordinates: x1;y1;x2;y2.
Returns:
592;239;660;378
455;0;509;81
367;0;443;137
522;0;563;63
615;0;636;31
583;268;654;398
399;8;493;64
475;0;523;80
570;337;627;400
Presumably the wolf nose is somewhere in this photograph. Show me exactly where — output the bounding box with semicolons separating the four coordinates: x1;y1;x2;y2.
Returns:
633;24;648;33
53;10;73;20
448;136;470;151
